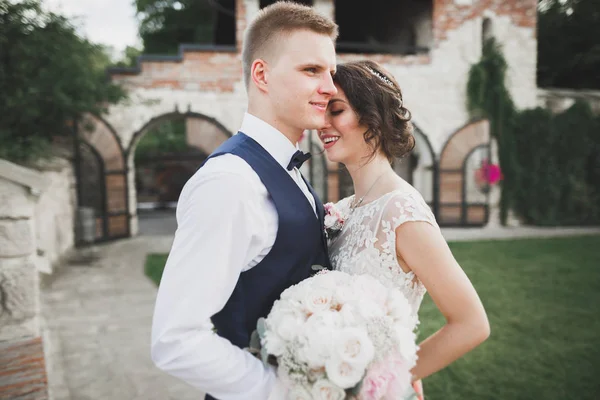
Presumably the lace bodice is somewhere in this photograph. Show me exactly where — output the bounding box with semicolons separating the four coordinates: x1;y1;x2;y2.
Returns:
328;188;439;317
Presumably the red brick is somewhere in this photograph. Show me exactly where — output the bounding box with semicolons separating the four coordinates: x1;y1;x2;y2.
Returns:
0;337;48;400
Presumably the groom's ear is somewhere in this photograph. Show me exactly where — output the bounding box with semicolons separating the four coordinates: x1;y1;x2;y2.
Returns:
250;59;269;93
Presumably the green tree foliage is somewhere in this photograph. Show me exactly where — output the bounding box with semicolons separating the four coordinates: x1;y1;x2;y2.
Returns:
467;37;600;225
509;104;600;225
135;118;188;161
0;0;126;164
113;45;143;68
538;0;600;89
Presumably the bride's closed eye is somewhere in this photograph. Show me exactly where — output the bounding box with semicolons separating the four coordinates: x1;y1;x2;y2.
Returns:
329;109;343;116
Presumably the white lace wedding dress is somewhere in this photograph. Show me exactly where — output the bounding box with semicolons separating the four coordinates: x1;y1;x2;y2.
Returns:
328;187;440;318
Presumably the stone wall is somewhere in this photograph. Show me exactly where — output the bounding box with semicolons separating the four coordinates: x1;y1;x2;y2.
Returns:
95;0;536;228
0;157;76;399
33;159;77;274
105;0;538;154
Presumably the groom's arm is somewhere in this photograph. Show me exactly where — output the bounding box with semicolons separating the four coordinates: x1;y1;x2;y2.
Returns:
150;161;277;400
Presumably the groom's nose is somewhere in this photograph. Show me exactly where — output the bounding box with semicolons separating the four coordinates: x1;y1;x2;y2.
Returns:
318;73;337;97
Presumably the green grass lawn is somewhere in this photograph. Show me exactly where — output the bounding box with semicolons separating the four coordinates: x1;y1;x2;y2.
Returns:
145;253;168;286
145;235;600;399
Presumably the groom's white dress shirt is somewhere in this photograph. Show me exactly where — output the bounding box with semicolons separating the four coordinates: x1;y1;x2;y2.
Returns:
151;113;316;399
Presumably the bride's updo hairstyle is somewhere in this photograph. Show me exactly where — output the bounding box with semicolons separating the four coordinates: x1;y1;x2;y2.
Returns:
332;60;415;162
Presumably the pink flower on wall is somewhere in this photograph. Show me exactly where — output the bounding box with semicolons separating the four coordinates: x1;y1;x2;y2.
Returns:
474;159;502;193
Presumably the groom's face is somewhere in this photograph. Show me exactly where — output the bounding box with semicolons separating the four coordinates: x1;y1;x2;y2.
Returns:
266;30;337;135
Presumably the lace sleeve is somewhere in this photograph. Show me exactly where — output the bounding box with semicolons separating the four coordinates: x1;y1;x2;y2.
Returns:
379;190;439;237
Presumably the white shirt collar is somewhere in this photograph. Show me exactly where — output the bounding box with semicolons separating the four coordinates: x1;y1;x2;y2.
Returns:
239;112;299;170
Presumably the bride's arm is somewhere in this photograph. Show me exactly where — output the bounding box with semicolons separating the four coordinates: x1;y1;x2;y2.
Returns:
395;221;490;381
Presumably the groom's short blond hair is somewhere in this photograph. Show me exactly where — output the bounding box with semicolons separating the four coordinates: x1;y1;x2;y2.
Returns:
242;1;338;87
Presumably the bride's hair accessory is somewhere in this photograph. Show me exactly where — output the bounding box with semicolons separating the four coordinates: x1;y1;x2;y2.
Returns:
366;66;394;87
366;66;403;107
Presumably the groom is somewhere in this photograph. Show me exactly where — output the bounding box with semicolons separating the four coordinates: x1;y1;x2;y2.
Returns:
150;2;338;399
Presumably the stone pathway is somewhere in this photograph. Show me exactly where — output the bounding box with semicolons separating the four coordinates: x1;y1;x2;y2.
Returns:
41;235;202;400
442;225;600;242
40;225;600;400
137;210;177;237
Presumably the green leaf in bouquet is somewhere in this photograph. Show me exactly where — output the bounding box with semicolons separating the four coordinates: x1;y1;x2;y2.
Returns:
347;378;364;397
311;264;327;272
249;329;261;352
257;317;267;339
260;345;270;365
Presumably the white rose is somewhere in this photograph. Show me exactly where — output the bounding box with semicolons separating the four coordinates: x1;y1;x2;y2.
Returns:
263;331;286;356
338;303;358;326
312;271;341;291
332;286;352;309
325;357;365;389
356;298;385;321
300;326;335;368
310;379;346;400
267;308;305;341
304;311;342;331
280;288;296;300
335;328;374;367
353;274;388;306
281;277;313;300
393;324;419;367
386;290;414;326
287;385;312;400
277;313;305;341
303;288;334;314
318;270;351;284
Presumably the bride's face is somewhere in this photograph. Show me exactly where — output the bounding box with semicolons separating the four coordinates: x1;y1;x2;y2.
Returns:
319;85;372;165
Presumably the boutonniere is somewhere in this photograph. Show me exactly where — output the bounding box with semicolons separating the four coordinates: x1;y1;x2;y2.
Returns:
323;202;345;241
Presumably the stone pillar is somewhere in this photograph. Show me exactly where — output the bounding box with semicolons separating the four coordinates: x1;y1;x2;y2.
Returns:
238;0;255;50
485;138;502;228
0;159;49;399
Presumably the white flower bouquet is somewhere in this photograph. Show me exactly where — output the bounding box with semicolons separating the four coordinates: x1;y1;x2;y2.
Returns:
253;270;420;400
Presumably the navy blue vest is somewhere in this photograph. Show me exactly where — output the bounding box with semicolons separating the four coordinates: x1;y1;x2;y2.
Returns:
204;132;330;351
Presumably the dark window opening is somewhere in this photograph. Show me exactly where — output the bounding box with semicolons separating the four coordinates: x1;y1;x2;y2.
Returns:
138;0;237;54
211;0;236;46
335;0;433;55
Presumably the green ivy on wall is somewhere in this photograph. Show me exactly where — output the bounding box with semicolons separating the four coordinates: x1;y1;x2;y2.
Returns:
466;38;600;226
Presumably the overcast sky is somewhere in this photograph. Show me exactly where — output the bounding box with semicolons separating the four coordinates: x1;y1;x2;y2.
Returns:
44;0;142;58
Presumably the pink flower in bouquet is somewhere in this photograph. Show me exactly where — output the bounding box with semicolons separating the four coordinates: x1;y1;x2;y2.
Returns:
359;354;411;400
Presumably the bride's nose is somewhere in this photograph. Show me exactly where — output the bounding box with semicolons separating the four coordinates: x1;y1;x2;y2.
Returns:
320;119;332;132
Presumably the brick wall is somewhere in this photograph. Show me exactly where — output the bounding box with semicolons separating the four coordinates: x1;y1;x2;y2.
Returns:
434;0;537;42
0;337;48;400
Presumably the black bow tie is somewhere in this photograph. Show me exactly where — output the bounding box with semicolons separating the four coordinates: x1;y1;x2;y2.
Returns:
287;150;312;171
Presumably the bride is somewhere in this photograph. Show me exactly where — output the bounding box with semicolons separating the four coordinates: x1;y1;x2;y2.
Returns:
320;60;490;398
